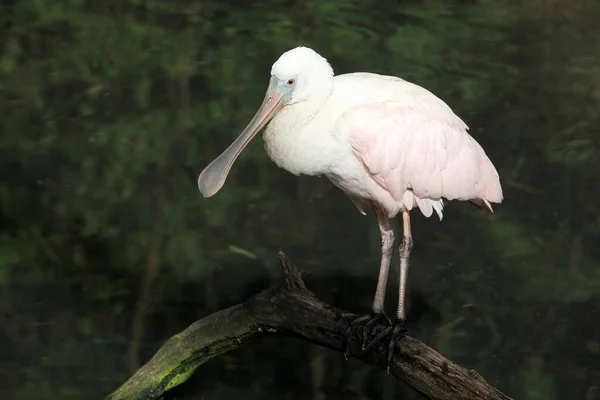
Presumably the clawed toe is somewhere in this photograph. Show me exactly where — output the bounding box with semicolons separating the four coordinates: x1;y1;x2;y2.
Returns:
385;319;410;372
362;318;409;372
361;313;392;350
344;313;371;359
344;314;410;372
343;312;395;358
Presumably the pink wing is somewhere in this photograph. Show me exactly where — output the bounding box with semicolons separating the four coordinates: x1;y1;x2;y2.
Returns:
345;100;503;217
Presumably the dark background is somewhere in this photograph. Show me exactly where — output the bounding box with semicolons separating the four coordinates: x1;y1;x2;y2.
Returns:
1;0;599;399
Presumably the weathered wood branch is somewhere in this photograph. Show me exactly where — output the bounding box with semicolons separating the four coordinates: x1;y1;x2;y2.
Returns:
107;252;513;400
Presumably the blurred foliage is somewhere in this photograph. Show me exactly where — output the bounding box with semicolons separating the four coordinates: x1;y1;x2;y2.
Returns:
0;0;599;399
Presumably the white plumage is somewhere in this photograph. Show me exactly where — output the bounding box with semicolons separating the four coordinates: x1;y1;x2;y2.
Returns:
264;63;502;220
197;46;503;364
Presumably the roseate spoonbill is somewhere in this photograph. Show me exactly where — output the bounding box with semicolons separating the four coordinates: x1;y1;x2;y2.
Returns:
197;47;503;368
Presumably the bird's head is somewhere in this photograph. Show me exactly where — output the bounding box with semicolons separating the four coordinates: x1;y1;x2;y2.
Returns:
197;46;334;197
270;46;334;104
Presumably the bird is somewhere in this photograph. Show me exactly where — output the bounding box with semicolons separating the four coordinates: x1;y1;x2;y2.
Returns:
197;46;503;369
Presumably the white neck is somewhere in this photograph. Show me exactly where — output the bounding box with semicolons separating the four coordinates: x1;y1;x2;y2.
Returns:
263;83;338;177
263;52;340;177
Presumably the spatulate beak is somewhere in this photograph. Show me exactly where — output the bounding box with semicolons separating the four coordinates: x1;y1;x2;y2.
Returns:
197;79;288;197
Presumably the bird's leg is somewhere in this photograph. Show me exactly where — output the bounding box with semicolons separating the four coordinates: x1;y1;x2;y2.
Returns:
359;207;396;349
397;209;412;322
344;204;395;358
363;209;412;372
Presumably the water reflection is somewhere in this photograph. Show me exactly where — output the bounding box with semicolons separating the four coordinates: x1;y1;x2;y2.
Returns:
1;1;599;399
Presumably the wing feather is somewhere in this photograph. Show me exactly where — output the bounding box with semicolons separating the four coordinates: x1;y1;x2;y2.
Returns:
344;101;503;216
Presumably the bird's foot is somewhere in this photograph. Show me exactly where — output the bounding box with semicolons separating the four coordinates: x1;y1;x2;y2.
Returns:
363;318;410;373
343;312;392;359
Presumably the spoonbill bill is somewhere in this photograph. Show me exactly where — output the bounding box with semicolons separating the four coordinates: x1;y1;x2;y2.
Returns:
197;47;503;368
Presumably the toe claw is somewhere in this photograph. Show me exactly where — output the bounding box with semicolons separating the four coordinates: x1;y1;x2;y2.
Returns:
343;313;409;368
361;313;391;350
343;312;391;357
344;314;372;358
385;318;409;373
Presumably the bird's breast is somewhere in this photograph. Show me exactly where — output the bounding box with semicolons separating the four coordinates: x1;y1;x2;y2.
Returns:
263;117;376;200
263;115;342;177
261;96;382;203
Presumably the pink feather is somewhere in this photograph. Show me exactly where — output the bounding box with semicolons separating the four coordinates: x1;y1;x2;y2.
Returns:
346;101;503;219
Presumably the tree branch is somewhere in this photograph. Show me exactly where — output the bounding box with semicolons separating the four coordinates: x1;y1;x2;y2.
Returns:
107;251;513;400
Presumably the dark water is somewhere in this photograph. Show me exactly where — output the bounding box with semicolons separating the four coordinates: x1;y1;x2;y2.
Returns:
1;1;600;399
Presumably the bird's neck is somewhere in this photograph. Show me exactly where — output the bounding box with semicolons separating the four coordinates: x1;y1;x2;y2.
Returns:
263;73;338;177
263;95;337;177
285;75;334;124
285;96;328;125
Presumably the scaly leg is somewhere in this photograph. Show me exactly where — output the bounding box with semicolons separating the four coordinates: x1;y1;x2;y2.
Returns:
397;209;412;321
344;204;395;358
363;209;412;372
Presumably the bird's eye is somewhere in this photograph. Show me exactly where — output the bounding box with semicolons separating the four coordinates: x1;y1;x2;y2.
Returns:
287;79;296;86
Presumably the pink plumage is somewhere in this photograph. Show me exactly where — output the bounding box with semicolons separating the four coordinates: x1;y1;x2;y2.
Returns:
347;95;502;220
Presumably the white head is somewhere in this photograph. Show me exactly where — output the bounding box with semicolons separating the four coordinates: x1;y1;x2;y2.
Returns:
270;47;334;104
197;47;334;197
